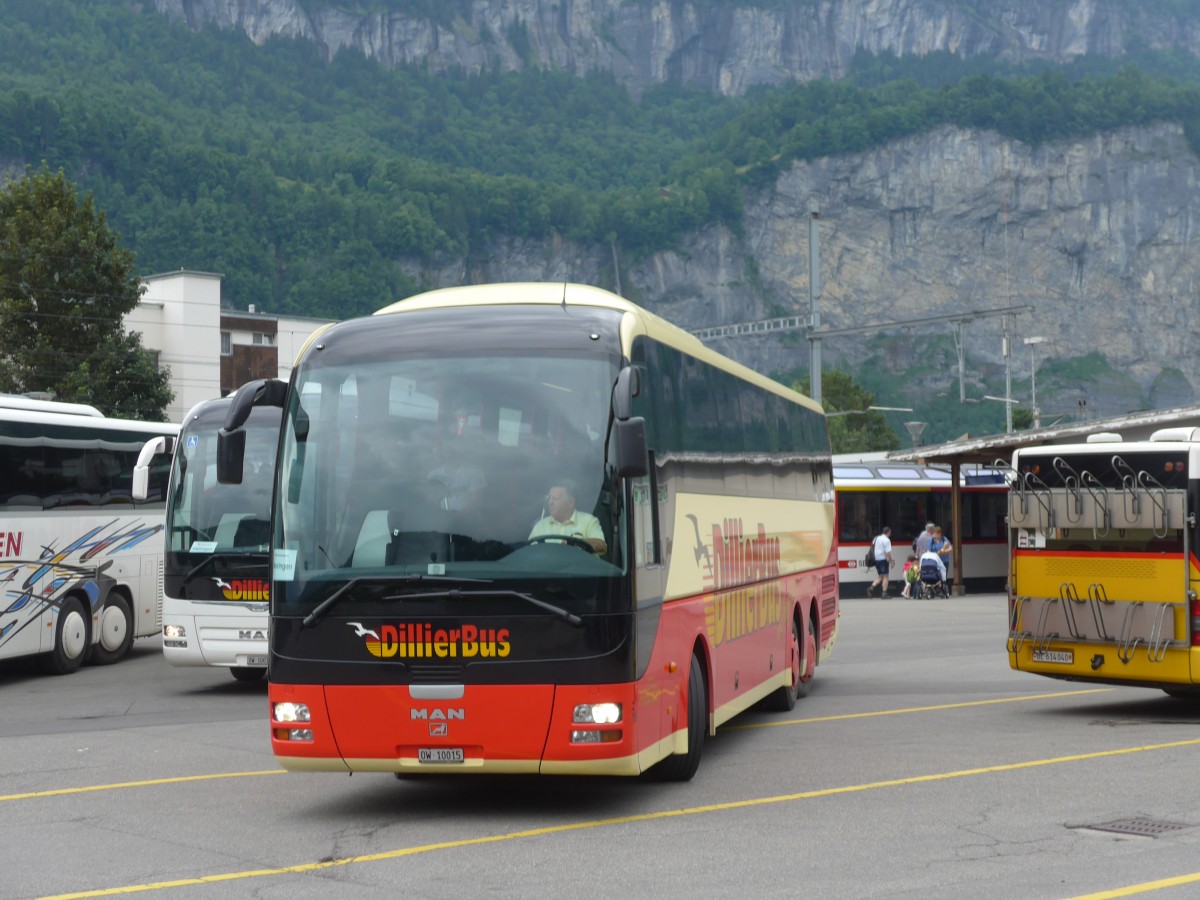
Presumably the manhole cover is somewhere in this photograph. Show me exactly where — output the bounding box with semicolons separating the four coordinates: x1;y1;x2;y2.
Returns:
1081;818;1192;837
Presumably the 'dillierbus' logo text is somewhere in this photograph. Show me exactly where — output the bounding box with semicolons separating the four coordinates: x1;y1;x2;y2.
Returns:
348;622;511;659
216;578;269;601
704;518;784;647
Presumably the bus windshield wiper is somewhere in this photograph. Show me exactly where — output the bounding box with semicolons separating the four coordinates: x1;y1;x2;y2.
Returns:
301;574;491;629
181;552;266;585
385;588;583;627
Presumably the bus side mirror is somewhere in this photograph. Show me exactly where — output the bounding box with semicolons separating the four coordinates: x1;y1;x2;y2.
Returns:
132;435;174;501
219;378;287;485
614;417;648;479
217;427;246;485
224;378;288;431
613;366;641;421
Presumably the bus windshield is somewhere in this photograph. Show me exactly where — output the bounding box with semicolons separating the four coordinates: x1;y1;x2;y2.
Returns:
168;404;278;564
272;349;624;617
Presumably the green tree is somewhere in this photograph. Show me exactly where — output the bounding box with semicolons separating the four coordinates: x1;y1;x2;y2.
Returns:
792;369;901;454
0;164;172;420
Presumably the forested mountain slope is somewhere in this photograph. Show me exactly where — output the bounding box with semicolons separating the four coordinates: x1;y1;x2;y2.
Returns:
4;0;1200;440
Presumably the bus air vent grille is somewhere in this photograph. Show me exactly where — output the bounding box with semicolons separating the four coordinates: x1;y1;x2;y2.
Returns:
1045;558;1158;580
410;664;462;684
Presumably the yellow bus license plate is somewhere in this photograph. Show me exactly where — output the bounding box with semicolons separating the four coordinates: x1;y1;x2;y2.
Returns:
1031;649;1073;664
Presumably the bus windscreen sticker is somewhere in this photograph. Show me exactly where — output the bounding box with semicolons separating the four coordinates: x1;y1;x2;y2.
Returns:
273;548;297;581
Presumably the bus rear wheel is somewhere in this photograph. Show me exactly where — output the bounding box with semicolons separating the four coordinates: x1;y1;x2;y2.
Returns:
40;597;89;675
796;613;816;699
90;593;133;665
655;653;706;782
763;619;802;711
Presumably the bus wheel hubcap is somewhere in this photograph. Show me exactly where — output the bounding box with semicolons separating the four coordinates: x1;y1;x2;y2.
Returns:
99;605;127;652
62;610;87;659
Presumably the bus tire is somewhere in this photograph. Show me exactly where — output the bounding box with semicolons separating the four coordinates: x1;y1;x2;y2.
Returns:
40;597;90;675
763;619;803;711
89;593;133;665
655;653;706;782
230;666;266;682
796;613;816;700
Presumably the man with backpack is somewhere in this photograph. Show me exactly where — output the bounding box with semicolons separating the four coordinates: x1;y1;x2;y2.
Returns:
866;526;895;597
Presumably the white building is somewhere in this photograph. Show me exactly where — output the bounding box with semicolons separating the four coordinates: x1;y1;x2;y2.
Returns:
126;269;335;425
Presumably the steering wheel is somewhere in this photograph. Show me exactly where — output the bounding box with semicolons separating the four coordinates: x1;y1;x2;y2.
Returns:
524;534;595;552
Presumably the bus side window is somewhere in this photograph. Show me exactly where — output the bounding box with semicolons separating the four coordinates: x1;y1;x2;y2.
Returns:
0;433;41;509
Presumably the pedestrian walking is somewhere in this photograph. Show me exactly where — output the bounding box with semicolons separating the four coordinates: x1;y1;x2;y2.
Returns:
867;526;895;597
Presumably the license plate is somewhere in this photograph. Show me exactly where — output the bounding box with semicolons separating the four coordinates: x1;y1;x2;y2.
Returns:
245;656;267;666
1032;649;1073;664
418;747;464;764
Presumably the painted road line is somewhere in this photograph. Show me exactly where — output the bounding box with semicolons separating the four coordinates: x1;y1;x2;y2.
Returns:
0;770;285;802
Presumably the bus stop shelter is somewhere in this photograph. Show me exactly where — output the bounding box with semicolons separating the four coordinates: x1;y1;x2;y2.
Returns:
882;403;1200;594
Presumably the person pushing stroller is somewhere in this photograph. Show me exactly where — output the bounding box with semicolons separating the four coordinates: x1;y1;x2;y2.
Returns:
917;547;948;598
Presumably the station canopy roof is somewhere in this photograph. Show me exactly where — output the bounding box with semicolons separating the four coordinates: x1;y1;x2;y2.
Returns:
883;404;1200;468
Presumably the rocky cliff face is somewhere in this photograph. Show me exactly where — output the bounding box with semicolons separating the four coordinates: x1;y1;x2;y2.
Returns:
153;0;1200;96
398;122;1200;418
146;1;1200;417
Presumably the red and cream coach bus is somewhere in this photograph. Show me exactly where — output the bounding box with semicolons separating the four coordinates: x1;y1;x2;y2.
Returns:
1008;429;1200;696
219;283;839;780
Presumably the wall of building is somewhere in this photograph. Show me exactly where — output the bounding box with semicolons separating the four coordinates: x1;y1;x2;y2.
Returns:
127;270;334;425
129;270;222;424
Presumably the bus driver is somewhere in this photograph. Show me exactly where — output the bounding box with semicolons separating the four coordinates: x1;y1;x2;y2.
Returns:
528;478;607;554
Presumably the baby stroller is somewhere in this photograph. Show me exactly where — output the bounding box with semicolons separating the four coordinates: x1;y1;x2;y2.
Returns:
916;556;949;599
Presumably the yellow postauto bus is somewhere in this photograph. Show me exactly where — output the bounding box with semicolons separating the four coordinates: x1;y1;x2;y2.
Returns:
1007;428;1200;696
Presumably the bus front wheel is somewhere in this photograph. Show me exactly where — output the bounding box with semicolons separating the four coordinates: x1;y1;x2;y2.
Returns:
655;653;706;782
90;593;133;665
230;666;266;682
41;597;89;675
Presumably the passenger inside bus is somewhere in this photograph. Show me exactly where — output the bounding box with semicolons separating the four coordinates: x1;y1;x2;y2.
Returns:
426;410;487;514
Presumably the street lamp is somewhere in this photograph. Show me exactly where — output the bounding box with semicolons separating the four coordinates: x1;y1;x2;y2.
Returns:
903;421;927;448
1024;336;1047;428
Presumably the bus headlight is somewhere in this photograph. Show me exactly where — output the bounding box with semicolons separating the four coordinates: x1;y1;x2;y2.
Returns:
273;702;311;723
163;624;186;639
573;702;622;724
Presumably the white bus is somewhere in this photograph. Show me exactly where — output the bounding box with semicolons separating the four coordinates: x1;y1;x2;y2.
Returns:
0;401;177;674
135;388;281;682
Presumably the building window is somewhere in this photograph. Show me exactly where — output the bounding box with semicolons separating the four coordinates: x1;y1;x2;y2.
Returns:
220;332;231;355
